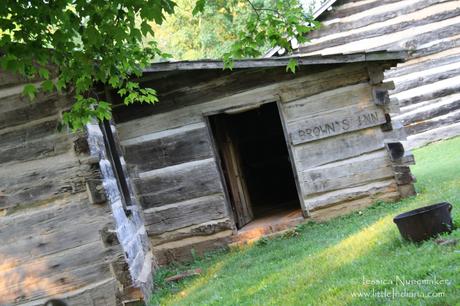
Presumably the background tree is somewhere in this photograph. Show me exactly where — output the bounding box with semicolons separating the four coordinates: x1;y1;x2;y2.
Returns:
0;0;317;130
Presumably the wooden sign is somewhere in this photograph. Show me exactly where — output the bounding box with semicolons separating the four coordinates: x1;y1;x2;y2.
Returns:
288;105;386;145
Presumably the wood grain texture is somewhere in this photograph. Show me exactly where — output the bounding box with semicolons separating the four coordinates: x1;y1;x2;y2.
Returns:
123;124;213;173
149;218;233;246
304;179;399;211
135;158;224;209
116;63;370;140
282;82;372;122
288;104;386;145
302;150;394;195
293;127;385;170
0;155;97;211
144;194;228;235
153;231;232;265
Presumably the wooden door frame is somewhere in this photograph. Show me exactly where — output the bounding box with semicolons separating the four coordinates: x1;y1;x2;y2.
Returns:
203;99;307;231
275;101;309;217
203;115;238;231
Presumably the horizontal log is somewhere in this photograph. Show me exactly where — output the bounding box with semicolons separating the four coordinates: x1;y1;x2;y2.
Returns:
294;127;385;170
404;26;460;58
0;194;111;244
309;187;401;221
144;194;228;235
0;117;59;148
135;158;224;209
302;150;394;195
405;108;460;135
395;75;460;107
0;133;71;165
407;121;460;149
0;214;108;264
149;218;233;246
123;124;213;172
0;93;66;130
327;0;405;20
397;95;460;126
288;104;386;145
282;82;372;122
391;65;460;95
0;155;92;210
113;65;332;124
385;53;460;79
0;248;115;304
301;2;460;54
116;63;369;140
304;15;460;57
304;179;399;211
311;0;443;39
153;231;232;265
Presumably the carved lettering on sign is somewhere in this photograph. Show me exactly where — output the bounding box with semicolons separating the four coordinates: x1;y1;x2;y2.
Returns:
289;107;385;145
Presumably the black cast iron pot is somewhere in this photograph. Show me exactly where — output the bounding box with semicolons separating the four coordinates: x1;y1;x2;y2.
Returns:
393;202;454;242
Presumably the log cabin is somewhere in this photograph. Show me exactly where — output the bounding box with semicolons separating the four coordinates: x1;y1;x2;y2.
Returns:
107;52;416;265
0;51;416;304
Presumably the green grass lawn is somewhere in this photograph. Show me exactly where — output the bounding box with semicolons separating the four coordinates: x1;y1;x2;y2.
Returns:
150;137;460;306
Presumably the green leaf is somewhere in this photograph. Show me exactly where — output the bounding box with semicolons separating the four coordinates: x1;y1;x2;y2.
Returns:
41;79;54;92
23;84;37;101
193;0;207;15
140;21;154;36
286;58;298;74
38;67;50;79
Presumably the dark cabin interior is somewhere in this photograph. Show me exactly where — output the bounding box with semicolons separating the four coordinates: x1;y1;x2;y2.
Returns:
209;102;300;229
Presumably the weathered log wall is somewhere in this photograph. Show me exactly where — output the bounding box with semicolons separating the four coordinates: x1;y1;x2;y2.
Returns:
0;72;139;305
294;0;460;148
113;61;413;263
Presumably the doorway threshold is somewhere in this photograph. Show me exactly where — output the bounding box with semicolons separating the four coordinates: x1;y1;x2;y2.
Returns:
231;208;305;245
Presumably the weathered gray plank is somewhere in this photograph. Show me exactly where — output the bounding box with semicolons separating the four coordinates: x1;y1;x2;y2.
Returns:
288;105;386;145
0;212;110;264
117;63;370;140
0;155;93;210
397;96;460;126
385;53;460;78
304;179;399;211
123;125;213;172
144;194;228;234
0;118;59;148
391;66;460;95
407;121;460;149
153;231;232;265
310;0;447;39
326;0;402;19
149;218;233;245
0;94;65;130
113;65;332;124
395;77;460;107
294;127;385;170
0;194;111;244
301;2;460;54
282;82;372;122
405;108;460;135
302;150;394;195
135;158;224;208
0;133;71;165
0;249;115;304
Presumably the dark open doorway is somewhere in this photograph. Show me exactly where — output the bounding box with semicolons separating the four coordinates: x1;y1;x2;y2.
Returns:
209;103;301;229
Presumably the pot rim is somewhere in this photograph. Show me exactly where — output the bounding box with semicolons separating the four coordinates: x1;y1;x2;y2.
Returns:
393;202;452;223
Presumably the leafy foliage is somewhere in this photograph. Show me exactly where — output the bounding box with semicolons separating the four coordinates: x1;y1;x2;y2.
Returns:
0;0;317;129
